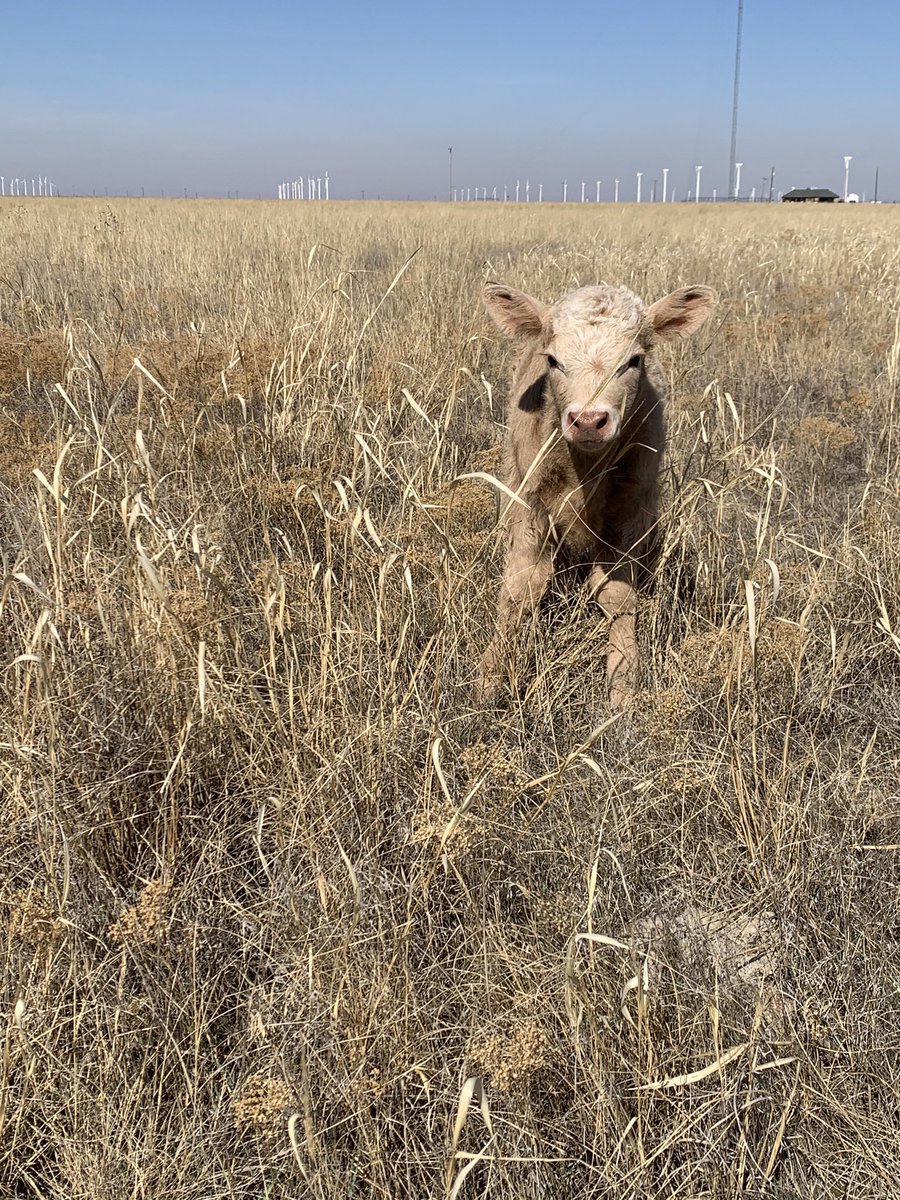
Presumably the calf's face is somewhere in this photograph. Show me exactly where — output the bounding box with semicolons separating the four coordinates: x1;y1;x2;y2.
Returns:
485;283;716;452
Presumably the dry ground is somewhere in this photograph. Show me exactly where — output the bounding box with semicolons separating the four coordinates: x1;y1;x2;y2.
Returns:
0;197;899;1199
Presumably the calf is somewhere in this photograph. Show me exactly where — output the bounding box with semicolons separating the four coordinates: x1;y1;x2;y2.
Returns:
478;280;716;709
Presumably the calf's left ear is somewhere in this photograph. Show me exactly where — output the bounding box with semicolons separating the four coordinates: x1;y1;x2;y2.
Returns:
647;285;717;341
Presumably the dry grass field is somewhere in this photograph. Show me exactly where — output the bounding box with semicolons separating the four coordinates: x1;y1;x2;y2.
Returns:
1;197;899;1199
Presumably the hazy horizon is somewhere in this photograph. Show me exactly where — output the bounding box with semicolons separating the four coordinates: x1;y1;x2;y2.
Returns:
2;0;898;202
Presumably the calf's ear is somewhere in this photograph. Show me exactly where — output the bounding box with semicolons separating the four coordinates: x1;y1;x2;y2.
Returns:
647;285;717;341
484;284;548;337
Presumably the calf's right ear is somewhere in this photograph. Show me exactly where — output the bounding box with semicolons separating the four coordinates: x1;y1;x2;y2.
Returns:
483;284;548;338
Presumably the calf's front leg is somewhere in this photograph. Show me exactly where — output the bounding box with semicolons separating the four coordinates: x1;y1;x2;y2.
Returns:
589;567;639;710
477;517;552;702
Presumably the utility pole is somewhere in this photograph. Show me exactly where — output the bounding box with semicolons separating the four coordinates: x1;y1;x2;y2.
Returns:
729;0;744;198
874;167;879;203
448;147;453;201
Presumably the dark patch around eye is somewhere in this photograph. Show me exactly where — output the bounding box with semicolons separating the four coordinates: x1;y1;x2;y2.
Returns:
517;374;547;412
617;354;643;376
546;354;560;370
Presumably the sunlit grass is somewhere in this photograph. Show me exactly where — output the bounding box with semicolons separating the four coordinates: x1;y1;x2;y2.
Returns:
1;196;899;1198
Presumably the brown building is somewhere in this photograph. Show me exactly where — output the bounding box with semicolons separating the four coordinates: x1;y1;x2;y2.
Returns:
782;188;841;203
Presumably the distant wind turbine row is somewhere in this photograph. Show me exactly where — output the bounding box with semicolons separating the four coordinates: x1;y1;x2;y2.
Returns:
277;174;330;200
449;170;757;203
1;176;55;197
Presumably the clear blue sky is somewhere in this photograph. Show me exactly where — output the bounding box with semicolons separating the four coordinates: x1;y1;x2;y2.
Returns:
2;0;897;200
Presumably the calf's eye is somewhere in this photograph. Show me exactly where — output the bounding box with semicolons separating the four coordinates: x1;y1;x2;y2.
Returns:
617;354;643;376
546;354;562;371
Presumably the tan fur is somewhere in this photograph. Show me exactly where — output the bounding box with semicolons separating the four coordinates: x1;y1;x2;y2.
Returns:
478;281;716;710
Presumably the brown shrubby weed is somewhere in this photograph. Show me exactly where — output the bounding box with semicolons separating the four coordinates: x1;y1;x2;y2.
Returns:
232;1073;296;1136
470;1018;553;1093
108;878;173;946
0;198;898;1199
5;888;64;953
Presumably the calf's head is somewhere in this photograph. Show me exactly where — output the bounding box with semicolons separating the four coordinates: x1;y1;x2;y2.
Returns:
485;282;716;451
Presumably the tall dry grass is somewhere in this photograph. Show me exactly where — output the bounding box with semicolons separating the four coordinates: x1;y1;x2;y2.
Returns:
1;197;899;1198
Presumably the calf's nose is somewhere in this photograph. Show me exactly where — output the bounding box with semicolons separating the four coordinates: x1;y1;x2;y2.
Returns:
569;410;609;433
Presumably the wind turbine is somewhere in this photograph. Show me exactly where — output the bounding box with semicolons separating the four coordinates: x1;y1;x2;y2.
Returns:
596;180;601;202
662;167;669;203
636;172;642;202
581;180;586;203
734;162;743;198
695;165;702;202
562;179;567;202
614;178;619;203
843;155;852;200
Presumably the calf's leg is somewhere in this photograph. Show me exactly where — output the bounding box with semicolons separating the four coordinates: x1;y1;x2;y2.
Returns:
478;522;552;701
589;568;639;710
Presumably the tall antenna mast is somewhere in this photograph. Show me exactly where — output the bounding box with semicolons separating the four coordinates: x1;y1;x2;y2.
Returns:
729;0;744;198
